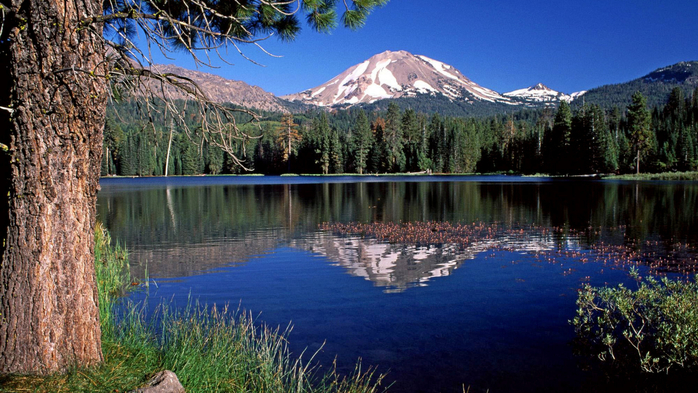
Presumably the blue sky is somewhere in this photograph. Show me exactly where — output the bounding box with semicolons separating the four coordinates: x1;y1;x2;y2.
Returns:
151;0;698;96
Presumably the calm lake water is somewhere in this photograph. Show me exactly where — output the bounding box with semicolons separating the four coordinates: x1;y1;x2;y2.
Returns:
97;176;698;393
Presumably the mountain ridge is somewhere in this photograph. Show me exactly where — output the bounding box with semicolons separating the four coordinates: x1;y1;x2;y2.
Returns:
136;55;698;116
143;64;295;113
572;60;698;109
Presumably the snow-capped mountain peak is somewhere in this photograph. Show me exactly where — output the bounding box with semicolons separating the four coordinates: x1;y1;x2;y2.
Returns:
282;50;515;107
504;83;559;99
504;83;585;105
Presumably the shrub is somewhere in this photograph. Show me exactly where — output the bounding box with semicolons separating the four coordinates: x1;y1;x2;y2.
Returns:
572;269;698;374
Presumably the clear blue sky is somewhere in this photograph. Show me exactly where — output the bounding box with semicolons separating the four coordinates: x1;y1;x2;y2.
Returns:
151;0;698;96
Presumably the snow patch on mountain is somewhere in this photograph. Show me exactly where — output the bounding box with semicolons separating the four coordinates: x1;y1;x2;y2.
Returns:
343;60;370;86
414;80;437;93
564;90;587;102
312;86;326;97
365;84;391;99
417;55;459;81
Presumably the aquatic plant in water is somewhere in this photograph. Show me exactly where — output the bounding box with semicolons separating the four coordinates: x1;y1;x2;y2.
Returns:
572;268;698;374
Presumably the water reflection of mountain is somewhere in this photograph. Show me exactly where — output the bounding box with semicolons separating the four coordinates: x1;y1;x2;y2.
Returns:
128;233;281;279
127;222;565;290
293;230;561;293
297;234;471;292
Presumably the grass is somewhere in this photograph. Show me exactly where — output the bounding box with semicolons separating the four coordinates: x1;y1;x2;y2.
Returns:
602;171;698;181
0;224;387;393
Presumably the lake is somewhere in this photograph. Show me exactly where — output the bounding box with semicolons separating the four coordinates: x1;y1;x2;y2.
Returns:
97;176;698;393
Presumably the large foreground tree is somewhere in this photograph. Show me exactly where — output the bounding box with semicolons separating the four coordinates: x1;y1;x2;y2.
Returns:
0;0;387;375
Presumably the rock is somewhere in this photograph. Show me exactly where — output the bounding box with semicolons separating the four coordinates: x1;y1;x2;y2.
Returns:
129;370;185;393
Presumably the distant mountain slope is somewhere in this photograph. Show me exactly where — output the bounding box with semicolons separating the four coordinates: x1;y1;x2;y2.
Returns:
359;94;523;118
283;50;518;107
579;61;698;109
143;64;304;113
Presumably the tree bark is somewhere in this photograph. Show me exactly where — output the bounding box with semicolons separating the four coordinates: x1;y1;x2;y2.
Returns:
636;149;641;175
0;0;106;374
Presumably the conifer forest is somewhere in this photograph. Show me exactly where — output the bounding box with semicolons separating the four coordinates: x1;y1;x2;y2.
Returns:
103;87;698;177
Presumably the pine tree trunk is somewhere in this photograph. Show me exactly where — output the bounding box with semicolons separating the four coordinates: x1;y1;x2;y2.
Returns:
0;0;106;374
165;121;174;176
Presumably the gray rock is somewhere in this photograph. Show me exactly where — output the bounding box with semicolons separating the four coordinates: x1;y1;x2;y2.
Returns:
130;370;185;393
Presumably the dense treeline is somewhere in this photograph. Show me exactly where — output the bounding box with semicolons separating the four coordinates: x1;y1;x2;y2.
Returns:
103;87;698;176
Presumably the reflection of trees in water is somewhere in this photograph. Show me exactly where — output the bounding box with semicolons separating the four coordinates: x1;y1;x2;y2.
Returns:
97;179;698;280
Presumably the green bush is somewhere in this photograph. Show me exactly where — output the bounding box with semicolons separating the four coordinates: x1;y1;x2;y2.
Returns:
572;269;698;374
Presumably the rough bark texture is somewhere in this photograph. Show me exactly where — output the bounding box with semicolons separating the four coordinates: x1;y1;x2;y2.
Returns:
0;0;107;374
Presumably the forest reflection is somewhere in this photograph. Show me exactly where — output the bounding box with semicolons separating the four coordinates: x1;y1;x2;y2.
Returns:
97;179;698;285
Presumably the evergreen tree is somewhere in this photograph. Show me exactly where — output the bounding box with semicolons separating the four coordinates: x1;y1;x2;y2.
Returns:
180;135;202;175
456;119;481;173
276;114;301;172
570;104;609;173
416;113;432;172
548;101;572;173
401;109;420;171
206;144;225;175
118;134;136;176
255;122;283;174
589;105;612;173
627;91;653;174
664;87;686;121
314;113;332;174
384;102;405;172
102;119;124;175
369;117;388;173
693;87;698;123
677;127;695;170
352;109;373;174
330;129;344;173
427;113;446;172
544;100;573;174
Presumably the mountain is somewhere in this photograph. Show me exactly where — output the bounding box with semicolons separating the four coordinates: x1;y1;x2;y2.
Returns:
644;61;698;84
577;61;698;109
503;83;586;106
141;57;698;117
282;50;518;107
143;64;300;113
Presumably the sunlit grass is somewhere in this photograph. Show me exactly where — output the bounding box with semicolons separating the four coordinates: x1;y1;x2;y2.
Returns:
603;171;698;181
